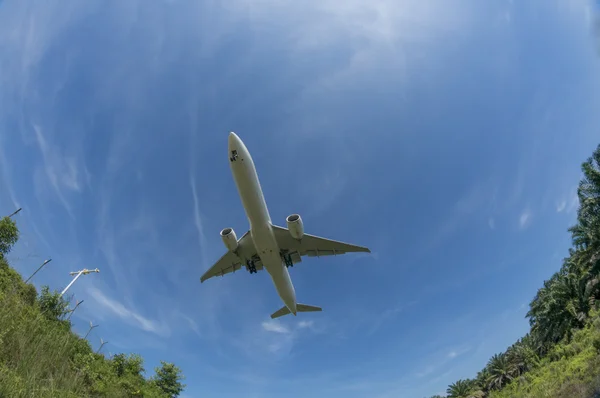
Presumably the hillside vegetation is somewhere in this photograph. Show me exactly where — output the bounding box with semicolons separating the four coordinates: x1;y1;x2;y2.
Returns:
0;217;185;397
429;143;600;398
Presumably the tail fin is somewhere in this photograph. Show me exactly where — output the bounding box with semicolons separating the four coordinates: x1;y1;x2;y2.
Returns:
270;303;322;319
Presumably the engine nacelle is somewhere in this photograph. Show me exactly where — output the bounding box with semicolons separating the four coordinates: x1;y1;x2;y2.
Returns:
220;227;238;252
286;214;304;240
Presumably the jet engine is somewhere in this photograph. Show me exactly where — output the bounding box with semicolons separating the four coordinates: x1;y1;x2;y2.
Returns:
220;227;238;252
286;214;304;240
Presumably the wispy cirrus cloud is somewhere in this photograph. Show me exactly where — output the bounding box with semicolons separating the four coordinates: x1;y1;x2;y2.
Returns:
414;343;472;383
366;301;418;335
88;287;169;337
0;145;20;210
556;189;579;214
235;318;324;357
31;124;84;219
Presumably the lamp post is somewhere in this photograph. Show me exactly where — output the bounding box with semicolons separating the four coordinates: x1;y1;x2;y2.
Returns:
25;258;52;283
96;338;108;354
66;299;84;321
60;268;100;298
6;208;21;218
84;321;99;339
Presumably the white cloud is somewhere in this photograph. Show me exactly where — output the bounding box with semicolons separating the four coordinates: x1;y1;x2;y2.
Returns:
556;200;567;212
519;210;531;229
447;345;471;359
88;287;169;336
297;320;315;329
262;320;290;334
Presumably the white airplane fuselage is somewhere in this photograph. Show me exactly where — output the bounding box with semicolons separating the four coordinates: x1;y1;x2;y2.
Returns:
228;132;298;315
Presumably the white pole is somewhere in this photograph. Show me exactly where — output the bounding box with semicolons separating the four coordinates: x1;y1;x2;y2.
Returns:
60;271;84;297
60;268;100;297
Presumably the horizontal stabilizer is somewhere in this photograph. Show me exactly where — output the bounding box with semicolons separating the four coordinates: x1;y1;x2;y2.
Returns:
297;304;322;313
270;303;323;319
271;306;291;319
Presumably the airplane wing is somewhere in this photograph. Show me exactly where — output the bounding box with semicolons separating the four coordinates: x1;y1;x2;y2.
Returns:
271;225;370;262
199;231;263;283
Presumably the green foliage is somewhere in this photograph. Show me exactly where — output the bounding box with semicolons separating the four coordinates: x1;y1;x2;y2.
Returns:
440;143;600;397
0;214;186;397
488;316;600;398
0;216;18;257
152;361;186;398
38;285;71;322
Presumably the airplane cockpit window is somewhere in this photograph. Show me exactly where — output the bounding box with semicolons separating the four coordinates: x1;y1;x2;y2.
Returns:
230;150;238;162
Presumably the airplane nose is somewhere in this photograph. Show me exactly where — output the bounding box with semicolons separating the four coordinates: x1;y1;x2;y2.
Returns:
228;131;239;146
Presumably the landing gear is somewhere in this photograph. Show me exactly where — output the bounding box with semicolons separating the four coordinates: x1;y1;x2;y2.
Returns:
282;253;293;268
247;260;257;274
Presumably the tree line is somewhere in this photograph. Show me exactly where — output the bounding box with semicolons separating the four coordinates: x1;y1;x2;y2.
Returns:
429;144;600;398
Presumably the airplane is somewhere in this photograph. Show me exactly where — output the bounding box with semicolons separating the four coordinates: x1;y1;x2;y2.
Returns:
200;132;371;319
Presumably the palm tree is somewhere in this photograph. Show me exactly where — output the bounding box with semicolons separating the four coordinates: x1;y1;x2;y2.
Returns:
446;379;475;398
569;144;600;268
486;353;516;390
440;143;600;397
475;368;490;394
527;267;598;348
505;335;540;382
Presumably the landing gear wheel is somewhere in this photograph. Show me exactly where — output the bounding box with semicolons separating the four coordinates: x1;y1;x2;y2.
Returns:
247;260;257;274
282;253;293;268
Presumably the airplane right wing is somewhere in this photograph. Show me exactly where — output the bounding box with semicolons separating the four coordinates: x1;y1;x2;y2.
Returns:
271;225;370;260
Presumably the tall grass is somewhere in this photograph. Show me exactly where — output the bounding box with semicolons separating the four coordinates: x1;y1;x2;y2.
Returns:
0;255;174;398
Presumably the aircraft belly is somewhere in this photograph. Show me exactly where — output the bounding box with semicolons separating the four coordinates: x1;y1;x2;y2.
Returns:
232;154;270;226
264;253;296;309
253;228;296;310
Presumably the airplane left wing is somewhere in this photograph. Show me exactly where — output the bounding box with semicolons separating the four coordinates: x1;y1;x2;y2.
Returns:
271;225;370;262
200;251;244;283
200;231;263;283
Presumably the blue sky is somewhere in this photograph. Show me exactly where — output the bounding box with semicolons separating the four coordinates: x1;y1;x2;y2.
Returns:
1;0;600;397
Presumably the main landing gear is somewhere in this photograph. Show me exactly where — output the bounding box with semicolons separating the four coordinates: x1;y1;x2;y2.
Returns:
282;253;293;268
247;259;258;274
